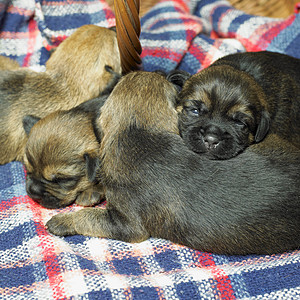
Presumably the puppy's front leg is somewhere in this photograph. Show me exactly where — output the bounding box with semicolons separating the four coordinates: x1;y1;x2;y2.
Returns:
75;185;105;207
46;207;149;243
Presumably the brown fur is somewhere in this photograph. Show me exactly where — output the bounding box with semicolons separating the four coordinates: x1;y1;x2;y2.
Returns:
46;71;300;255
0;55;20;70
0;25;121;164
23;96;108;208
98;72;179;181
22;70;178;209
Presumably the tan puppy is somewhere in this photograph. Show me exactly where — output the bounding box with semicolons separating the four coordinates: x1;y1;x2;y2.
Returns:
22;70;183;209
23;96;107;208
0;24;121;164
46;71;300;255
0;55;20;70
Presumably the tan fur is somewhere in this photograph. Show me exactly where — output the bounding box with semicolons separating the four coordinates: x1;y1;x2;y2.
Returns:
0;25;121;164
251;133;300;158
46;25;121;100
46;71;182;240
98;71;179;176
24;108;104;207
0;55;20;70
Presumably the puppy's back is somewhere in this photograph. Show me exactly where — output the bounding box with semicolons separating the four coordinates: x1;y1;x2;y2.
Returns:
113;122;300;254
213;51;300;84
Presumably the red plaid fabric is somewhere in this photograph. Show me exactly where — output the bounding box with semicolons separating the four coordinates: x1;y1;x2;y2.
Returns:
1;0;300;299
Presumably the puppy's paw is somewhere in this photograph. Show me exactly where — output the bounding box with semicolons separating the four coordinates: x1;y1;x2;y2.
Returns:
46;213;77;236
75;186;105;207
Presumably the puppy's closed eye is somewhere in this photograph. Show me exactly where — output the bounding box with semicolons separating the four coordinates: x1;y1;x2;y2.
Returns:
232;112;253;131
51;176;79;188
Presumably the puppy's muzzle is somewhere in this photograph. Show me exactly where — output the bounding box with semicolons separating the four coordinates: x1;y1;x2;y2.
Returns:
26;177;46;200
26;177;65;209
200;125;221;150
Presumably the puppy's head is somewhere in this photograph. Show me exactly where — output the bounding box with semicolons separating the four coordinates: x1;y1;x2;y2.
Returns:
177;65;270;159
23;109;101;208
46;25;121;99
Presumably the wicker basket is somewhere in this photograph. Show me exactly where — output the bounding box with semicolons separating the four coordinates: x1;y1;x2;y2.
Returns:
109;0;298;72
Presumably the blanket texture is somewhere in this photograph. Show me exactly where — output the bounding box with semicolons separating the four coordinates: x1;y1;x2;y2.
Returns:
1;0;300;299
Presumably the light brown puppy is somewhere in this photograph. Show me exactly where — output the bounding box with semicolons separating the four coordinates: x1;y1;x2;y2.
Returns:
23;96;107;208
0;55;20;70
0;24;121;164
22;70;183;209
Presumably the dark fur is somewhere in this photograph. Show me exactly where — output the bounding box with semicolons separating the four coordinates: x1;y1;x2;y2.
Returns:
23;96;108;208
0;25;121;164
46;71;300;255
177;51;300;159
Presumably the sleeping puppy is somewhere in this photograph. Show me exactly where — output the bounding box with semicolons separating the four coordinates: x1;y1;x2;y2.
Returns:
22;69;183;209
22;96;108;209
46;71;300;255
0;24;121;164
177;51;300;159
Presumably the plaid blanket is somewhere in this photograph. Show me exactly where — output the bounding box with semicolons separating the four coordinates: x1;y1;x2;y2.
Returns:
1;0;300;299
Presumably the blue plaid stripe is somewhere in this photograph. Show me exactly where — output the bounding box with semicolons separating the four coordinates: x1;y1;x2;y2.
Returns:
1;0;300;299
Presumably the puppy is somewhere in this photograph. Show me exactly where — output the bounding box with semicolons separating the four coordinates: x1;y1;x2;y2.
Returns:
0;55;20;70
23;96;108;209
22;69;183;209
177;51;300;159
0;24;121;164
46;71;300;255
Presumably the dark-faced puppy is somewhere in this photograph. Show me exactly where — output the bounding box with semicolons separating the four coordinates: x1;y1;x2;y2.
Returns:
23;96;107;209
177;51;300;159
46;71;300;255
0;25;121;164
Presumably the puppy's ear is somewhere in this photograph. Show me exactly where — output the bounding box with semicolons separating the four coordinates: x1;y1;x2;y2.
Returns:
75;95;108;114
84;153;100;182
101;65;121;95
23;115;41;136
255;110;270;143
166;70;191;90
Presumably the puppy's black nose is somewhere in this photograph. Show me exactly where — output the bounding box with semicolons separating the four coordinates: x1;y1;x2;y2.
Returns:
204;134;220;149
27;183;45;200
